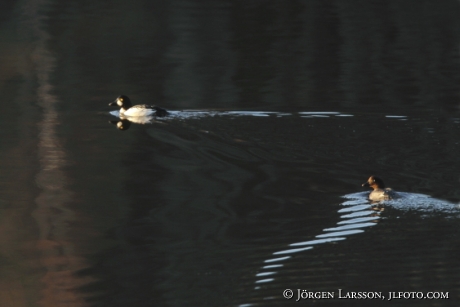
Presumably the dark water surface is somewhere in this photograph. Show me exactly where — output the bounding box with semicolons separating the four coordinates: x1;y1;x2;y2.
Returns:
1;1;460;306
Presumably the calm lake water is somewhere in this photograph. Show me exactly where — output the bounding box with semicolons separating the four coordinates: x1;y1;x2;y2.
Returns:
1;1;460;306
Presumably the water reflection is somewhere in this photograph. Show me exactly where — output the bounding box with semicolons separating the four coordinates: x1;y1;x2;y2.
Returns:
109;119;132;131
108;115;157;130
14;1;93;306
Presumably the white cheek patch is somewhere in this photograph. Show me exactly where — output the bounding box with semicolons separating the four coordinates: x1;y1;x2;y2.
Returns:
117;100;123;106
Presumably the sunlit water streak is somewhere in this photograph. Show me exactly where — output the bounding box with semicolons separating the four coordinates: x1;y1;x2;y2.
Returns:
109;110;347;120
173;110;455;124
108;109;460;126
253;195;379;286
108;110;354;130
346;192;460;217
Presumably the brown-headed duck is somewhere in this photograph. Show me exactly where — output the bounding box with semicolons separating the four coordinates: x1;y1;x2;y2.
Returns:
362;175;397;201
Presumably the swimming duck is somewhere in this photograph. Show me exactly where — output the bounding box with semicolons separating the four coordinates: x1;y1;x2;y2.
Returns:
109;95;168;117
362;175;397;201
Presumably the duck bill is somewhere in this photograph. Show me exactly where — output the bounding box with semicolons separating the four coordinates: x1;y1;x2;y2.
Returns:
362;182;370;187
109;101;117;106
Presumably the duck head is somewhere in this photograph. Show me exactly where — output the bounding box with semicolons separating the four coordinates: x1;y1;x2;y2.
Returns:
109;95;132;109
362;175;385;190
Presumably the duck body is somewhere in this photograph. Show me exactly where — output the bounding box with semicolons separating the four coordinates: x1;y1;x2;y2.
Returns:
368;188;395;201
362;175;398;201
109;95;168;117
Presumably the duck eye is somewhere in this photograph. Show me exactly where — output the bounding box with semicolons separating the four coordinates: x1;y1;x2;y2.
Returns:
119;98;124;102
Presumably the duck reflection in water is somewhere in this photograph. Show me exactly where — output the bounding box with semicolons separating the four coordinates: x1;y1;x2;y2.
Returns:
109;119;132;131
109;114;165;130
